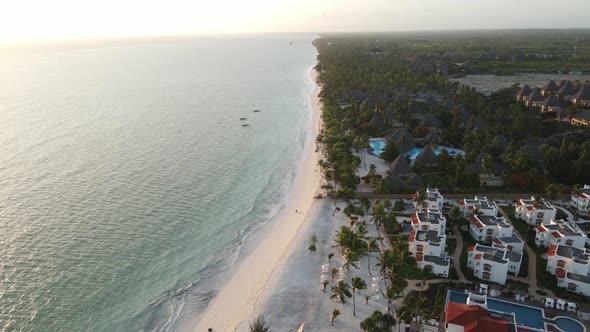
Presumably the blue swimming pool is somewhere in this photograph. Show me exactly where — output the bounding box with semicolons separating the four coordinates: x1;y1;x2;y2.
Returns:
405;146;465;160
487;298;544;330
553;317;585;332
368;139;386;155
447;291;545;330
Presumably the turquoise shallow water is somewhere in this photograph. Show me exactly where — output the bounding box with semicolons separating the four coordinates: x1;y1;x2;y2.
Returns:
0;34;316;331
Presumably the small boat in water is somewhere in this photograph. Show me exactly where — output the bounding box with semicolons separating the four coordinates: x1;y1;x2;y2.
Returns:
242;124;250;127
240;117;247;120
253;109;260;113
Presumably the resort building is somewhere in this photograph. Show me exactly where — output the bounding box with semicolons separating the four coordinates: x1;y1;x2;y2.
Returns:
417;255;450;278
535;219;587;249
571;184;590;212
524;89;544;107
571;110;590;126
445;301;509;332
514;197;557;225
410;208;447;236
572;84;590;106
515;84;532;102
408;230;446;258
467;245;522;285
491;236;525;254
423;188;444;211
459;196;498;217
547;245;590;296
541;80;560;96
469;215;523;252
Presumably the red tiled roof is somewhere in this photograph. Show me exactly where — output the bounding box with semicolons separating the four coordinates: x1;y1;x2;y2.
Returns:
460;201;466;206
515;201;523;206
557;271;566;279
493;239;502;244
409;231;416;242
467;246;475;252
445;302;508;332
470;216;484;229
411;213;419;224
551;231;563;239
548;245;558;256
468;205;476;211
536;225;546;232
526;206;534;211
474;254;483;260
465;316;509;332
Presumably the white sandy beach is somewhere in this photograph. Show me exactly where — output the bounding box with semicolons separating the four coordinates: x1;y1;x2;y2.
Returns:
193;67;323;332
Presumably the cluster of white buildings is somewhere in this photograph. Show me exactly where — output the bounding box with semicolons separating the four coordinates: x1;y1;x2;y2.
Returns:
515;197;557;225
408;188;450;277
459;196;525;284
535;219;586;248
547;245;590;296
403;189;590;293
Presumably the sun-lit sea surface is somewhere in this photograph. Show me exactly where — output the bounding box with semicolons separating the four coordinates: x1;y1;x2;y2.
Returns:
0;34;317;331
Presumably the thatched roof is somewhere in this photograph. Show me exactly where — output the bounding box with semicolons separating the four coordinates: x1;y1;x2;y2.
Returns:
389;155;412;177
415;146;439;167
516;84;533;97
573;84;590;101
541;80;559;93
526;89;544;102
557;80;576;96
407;173;422;187
383;176;408;192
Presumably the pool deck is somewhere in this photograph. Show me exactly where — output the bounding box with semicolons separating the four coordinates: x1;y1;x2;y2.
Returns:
446;290;588;331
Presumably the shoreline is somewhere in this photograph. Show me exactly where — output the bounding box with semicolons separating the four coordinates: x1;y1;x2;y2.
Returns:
193;65;323;331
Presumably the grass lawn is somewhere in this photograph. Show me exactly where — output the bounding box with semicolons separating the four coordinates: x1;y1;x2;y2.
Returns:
536;256;549;289
518;251;528;278
507;214;545;255
446;238;456;256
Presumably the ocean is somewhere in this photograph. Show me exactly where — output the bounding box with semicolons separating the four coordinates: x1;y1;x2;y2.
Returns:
0;34;317;331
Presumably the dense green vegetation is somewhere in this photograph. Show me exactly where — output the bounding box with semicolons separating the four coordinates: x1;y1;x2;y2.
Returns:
314;31;590;195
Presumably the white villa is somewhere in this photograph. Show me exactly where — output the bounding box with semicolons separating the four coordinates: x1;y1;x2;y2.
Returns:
408;230;450;277
547;245;590;296
417;255;450;278
459;196;498;217
571;185;590;212
467;244;522;285
414;187;444;211
515;197;557;225
411;208;447;236
408;230;446;258
535;219;587;249
469;215;524;252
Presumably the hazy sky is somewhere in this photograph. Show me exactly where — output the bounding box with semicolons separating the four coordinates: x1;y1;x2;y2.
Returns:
2;0;589;42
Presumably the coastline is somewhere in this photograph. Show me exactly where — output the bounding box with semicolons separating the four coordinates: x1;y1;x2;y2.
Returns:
193;66;323;331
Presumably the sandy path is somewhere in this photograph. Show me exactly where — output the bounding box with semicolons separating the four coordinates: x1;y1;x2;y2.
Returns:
193;67;322;332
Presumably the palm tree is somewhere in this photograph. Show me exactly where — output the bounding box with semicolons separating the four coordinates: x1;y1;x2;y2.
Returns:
249;315;270;332
351;277;367;316
356;224;368;239
396;304;411;324
330;309;341;327
331;267;339;282
366;238;379;275
330;280;352;303
343;249;360;273
371;200;386;241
